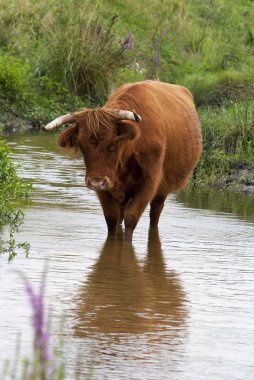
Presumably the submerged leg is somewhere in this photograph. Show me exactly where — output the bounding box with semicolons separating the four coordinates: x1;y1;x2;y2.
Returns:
124;179;161;240
96;191;120;235
149;194;166;228
118;206;125;225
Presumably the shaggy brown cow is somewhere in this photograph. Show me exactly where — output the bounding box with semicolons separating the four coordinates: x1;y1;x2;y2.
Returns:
44;80;202;239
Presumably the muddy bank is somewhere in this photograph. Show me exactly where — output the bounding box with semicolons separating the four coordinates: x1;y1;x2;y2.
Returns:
227;164;254;194
0;114;38;135
209;162;254;195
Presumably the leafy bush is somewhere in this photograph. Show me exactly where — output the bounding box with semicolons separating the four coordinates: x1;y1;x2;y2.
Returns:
0;54;33;103
0;140;31;261
0;52;83;127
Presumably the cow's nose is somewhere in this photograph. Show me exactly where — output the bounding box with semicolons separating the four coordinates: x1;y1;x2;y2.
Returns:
86;176;110;190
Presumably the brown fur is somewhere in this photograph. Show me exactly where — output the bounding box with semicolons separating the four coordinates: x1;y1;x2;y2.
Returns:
57;80;202;239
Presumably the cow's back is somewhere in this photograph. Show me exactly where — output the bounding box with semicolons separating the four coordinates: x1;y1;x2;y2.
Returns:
144;81;202;193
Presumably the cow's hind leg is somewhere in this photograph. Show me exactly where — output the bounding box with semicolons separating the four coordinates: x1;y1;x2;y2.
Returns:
150;194;167;228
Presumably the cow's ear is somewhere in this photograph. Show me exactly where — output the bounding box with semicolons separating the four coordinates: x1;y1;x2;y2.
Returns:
117;121;141;142
58;123;79;148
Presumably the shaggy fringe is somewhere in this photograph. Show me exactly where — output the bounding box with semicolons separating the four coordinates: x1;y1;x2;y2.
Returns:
75;89;144;138
75;108;118;138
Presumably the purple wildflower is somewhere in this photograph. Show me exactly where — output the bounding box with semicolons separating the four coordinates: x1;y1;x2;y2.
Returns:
24;276;55;378
162;29;168;37
153;38;161;69
120;32;135;51
26;284;47;356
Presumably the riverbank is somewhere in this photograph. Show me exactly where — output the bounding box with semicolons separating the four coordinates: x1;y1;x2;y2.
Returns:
194;161;254;195
1;109;254;196
0;113;35;134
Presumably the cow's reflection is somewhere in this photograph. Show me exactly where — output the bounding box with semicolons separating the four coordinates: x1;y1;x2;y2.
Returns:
74;229;187;337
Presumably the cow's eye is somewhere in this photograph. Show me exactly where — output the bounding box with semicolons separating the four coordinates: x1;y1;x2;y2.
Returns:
108;144;116;152
89;136;99;147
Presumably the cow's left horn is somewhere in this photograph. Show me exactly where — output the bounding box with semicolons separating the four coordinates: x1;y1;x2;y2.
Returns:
117;110;142;123
43;113;75;131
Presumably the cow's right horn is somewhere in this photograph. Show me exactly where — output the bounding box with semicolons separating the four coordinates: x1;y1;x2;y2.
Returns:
117;110;142;123
43;113;75;131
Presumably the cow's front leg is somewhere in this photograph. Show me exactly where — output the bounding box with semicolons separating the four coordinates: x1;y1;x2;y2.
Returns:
124;177;159;240
150;193;167;228
96;191;120;235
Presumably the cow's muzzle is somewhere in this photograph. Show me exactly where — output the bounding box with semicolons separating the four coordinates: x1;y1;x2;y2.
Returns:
86;176;112;191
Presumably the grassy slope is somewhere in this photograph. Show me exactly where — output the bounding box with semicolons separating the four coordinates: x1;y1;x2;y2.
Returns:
1;0;253;102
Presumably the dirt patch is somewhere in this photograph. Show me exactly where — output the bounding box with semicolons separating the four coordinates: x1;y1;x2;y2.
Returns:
213;162;254;195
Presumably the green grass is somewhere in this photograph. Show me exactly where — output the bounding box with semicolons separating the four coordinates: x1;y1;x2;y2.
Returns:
193;101;254;190
200;101;254;153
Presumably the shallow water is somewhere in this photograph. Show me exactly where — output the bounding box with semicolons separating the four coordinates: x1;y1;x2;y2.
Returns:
1;134;254;379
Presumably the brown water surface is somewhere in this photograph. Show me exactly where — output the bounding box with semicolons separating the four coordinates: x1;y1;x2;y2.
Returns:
1;134;254;379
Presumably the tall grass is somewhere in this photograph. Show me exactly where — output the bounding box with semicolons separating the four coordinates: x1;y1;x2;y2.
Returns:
39;2;132;103
0;0;132;105
200;102;254;154
194;102;254;189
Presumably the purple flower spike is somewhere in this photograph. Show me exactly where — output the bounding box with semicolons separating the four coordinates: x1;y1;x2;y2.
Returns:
120;32;135;51
25;276;56;378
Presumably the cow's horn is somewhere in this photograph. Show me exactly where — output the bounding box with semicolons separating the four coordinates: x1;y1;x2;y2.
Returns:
43;113;75;131
117;110;142;123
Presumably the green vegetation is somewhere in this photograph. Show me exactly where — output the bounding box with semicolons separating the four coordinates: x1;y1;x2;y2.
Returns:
1;0;253;107
0;0;253;190
0;52;83;128
0;140;31;261
195;101;254;190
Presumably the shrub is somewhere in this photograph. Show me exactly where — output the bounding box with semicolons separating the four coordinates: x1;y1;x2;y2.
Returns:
0;140;31;261
0;51;83;127
0;53;32;103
